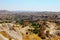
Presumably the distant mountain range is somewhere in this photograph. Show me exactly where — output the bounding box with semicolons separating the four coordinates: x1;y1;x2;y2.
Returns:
0;10;60;15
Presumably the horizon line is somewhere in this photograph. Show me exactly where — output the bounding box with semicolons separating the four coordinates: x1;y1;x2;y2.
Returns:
0;10;60;12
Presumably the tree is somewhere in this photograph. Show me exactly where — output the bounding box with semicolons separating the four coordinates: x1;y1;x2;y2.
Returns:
28;22;40;34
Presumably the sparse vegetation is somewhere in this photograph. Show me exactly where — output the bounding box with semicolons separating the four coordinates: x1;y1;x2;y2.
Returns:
0;10;60;40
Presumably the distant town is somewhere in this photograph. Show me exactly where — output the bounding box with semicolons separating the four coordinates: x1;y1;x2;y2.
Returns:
0;10;60;23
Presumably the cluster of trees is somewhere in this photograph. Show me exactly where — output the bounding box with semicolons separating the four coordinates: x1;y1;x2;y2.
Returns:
28;22;40;34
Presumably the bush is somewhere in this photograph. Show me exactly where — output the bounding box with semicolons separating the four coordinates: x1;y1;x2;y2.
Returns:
28;22;40;34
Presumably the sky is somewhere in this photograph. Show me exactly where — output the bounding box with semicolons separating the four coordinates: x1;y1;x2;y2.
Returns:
0;0;60;11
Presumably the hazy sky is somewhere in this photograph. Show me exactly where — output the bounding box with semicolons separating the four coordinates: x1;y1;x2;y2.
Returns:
0;0;60;11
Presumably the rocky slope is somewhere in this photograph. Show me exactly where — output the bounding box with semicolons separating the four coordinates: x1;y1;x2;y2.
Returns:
0;22;60;40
